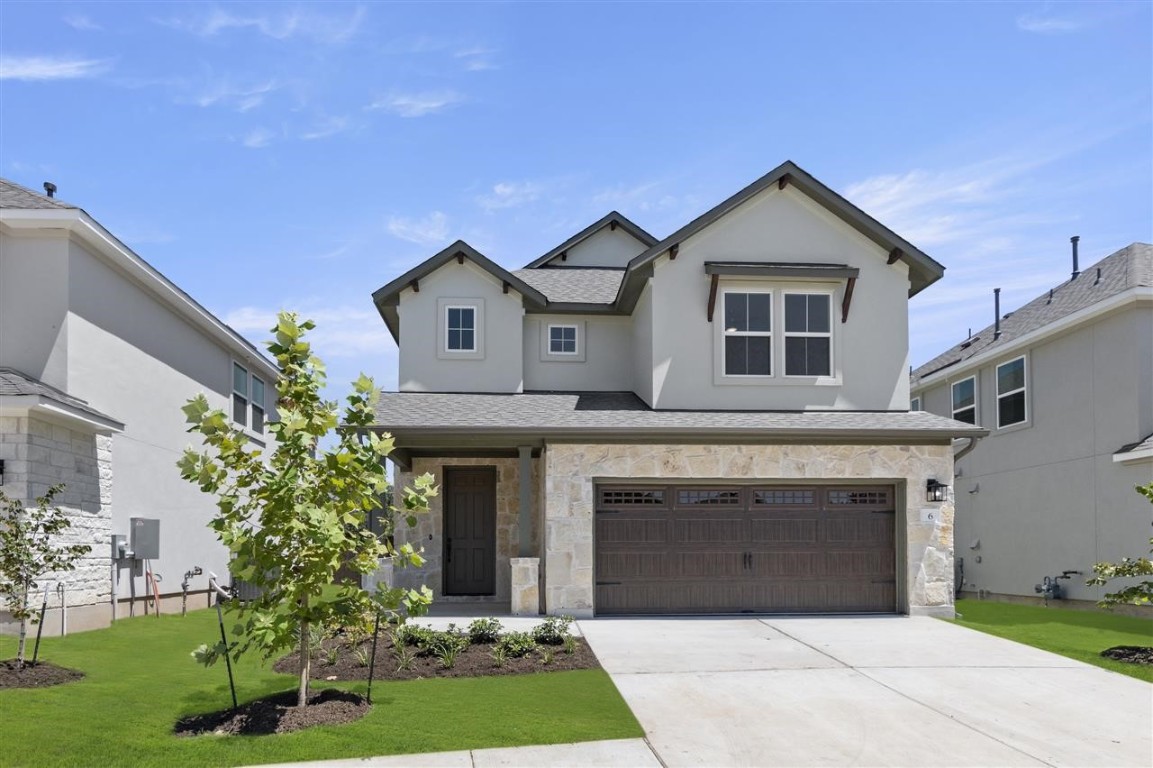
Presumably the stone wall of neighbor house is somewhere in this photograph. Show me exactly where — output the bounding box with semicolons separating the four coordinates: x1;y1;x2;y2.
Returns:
392;456;541;603
0;415;113;633
543;443;955;618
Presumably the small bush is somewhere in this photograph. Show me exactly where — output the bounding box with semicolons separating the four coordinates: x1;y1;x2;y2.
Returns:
353;646;371;668
321;646;339;666
391;633;415;672
423;627;469;658
395;623;434;648
497;631;536;658
539;646;556;665
531;615;574;646
491;644;508;668
563;634;577;655
468;617;503;644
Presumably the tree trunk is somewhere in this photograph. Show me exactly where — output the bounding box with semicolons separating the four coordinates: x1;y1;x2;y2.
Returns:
15;583;29;668
297;614;310;707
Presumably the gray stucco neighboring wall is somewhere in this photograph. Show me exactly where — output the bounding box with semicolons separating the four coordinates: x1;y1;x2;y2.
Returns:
914;306;1153;602
647;186;912;411
631;281;655;405
397;259;526;393
0;232;70;390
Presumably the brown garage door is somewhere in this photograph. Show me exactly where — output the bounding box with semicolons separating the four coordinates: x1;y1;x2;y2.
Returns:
595;484;896;615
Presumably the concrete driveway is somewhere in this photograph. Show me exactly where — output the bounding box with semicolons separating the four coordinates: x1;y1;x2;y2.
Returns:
578;615;1152;767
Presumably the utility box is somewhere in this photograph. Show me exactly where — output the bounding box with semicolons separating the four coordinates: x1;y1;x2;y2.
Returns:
130;518;160;560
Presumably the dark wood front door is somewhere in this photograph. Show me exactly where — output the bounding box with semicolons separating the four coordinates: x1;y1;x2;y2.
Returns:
444;468;497;595
595;484;897;615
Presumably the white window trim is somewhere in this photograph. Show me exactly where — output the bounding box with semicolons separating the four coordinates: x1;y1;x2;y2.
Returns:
720;288;774;378
951;375;978;424
547;324;580;356
444;304;478;353
995;355;1028;429
781;289;834;379
910;396;921;412
230;360;269;441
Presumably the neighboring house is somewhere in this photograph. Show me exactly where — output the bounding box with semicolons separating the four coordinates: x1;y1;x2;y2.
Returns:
0;179;277;633
911;241;1153;608
371;160;984;618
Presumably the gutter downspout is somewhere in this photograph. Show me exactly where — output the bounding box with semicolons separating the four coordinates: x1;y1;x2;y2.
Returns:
954;435;981;463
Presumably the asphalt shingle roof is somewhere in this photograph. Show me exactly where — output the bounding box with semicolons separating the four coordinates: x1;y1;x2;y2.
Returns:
375;391;985;438
1115;433;1153;458
511;268;625;305
0;368;120;423
913;243;1152;383
0;178;76;210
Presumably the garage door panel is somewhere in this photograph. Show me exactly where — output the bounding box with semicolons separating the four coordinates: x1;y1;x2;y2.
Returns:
597;552;667;579
675;517;747;543
677;551;746;578
597;517;669;544
824;517;894;545
750;518;819;544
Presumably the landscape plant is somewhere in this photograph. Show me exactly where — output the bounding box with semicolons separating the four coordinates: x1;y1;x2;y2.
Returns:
531;615;574;645
1088;482;1153;607
0;484;92;668
496;631;536;658
468;617;503;644
178;311;436;707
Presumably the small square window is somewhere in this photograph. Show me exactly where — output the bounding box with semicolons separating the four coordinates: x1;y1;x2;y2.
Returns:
952;377;977;424
446;306;476;352
996;357;1027;428
910;396;921;412
548;325;578;354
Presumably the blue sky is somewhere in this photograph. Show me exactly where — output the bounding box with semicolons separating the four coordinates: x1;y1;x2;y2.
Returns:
2;1;1150;398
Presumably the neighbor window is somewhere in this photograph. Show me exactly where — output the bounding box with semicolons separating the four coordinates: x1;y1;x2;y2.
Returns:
952;376;977;424
996;356;1027;428
250;376;266;433
548;324;578;355
232;362;249;427
723;291;772;376
910;396;921;412
445;306;476;352
783;293;832;377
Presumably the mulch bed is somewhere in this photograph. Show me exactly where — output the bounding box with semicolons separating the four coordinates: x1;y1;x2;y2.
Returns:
174;688;369;736
0;659;84;689
1100;646;1153;665
273;634;601;682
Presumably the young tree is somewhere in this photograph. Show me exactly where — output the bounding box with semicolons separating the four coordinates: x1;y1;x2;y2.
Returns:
0;484;92;668
1087;482;1153;607
179;312;435;707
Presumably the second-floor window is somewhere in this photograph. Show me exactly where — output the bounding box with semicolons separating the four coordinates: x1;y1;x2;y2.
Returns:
445;306;476;352
996;356;1027;428
910;396;921;412
232;363;265;432
548;324;578;355
784;293;832;377
952;376;976;424
723;291;772;376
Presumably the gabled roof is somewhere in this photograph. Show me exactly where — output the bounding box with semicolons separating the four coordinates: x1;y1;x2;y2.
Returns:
0;179;76;210
912;243;1152;385
371;241;551;341
512;267;625;305
522;211;657;269
0;367;124;431
615;160;943;310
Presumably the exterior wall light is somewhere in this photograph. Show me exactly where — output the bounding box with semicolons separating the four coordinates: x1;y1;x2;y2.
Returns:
926;479;948;503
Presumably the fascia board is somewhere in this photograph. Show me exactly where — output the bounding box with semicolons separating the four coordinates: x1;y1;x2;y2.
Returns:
0;395;125;433
912;287;1151;392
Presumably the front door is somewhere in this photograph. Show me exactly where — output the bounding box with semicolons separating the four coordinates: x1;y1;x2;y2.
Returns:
444;467;497;595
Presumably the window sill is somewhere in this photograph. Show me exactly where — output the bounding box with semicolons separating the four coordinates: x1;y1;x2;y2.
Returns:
713;374;842;387
994;420;1032;435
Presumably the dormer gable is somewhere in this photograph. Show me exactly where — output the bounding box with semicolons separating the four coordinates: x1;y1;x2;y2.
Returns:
524;211;656;269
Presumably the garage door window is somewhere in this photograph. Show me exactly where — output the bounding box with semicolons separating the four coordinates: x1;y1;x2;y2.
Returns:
677;489;741;506
600;488;665;506
753;489;816;506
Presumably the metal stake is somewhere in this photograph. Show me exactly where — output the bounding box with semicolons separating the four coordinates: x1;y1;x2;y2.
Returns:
366;612;381;705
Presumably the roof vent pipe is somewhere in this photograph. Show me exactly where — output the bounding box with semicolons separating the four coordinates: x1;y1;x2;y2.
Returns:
993;288;1002;340
1095;266;1102;285
43;182;57;198
1070;235;1080;280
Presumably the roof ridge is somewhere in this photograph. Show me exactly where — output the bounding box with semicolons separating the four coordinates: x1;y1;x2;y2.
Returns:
0;177;77;209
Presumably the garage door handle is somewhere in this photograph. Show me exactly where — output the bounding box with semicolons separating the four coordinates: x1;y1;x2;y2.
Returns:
744;552;752;569
596;581;621;586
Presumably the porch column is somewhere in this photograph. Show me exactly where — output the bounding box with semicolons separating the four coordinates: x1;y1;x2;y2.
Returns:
517;445;534;556
513;445;540;615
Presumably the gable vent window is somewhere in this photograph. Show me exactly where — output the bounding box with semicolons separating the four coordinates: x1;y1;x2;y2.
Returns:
996;356;1027;428
723;292;772;376
784;293;832;377
446;306;476;352
952;376;977;425
548;324;578;355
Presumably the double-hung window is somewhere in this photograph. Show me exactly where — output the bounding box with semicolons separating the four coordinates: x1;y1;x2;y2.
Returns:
445;306;476;352
910;396;921;412
952;376;977;424
996;356;1027;428
723;291;772;376
783;293;832;377
250;376;266;432
548;324;578;355
232;363;266;432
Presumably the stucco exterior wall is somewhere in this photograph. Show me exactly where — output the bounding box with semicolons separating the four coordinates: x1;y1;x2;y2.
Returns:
542;442;955;618
397;260;526;393
647;187;912;411
915;305;1152;601
550;226;648;268
523;315;632;391
631;281;655;405
0;231;70;389
392;456;541;603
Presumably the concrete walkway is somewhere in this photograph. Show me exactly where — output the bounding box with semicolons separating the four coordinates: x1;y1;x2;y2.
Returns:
579;615;1153;767
257;738;659;767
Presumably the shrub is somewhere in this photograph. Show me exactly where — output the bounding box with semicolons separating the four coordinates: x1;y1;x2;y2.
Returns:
353;646;371;668
396;623;434;648
491;644;508;668
539;646;556;665
468;617;503;644
422;627;469;658
531;615;574;646
497;631;536;658
563;634;577;655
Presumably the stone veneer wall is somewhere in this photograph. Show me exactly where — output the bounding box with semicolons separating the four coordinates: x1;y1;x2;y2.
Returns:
543;443;955;618
393;456;541;602
0;415;112;629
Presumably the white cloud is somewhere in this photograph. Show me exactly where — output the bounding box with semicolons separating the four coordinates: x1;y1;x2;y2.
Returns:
1017;13;1084;34
194;78;278;111
161;5;366;44
63;14;101;31
477;181;542;212
241;128;274;149
0;55;111;81
455;46;498;71
224;305;393;359
299;115;351;140
386;211;450;246
367;90;464;118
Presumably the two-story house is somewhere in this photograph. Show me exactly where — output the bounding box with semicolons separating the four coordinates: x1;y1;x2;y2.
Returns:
371;161;985;618
0;179;277;633
911;241;1152;608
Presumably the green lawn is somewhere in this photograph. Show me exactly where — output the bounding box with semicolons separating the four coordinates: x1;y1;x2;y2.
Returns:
0;611;642;768
953;599;1153;682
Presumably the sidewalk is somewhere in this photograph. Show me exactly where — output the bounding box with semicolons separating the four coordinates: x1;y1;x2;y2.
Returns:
252;738;660;768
